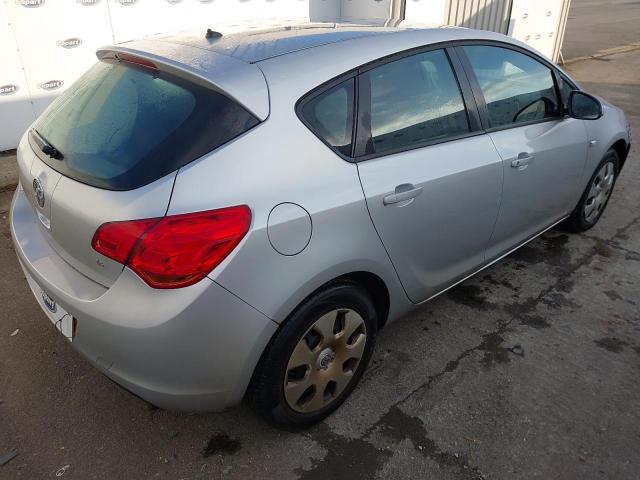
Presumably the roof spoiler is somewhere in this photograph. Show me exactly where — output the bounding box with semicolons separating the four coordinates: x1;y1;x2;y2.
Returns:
96;40;269;120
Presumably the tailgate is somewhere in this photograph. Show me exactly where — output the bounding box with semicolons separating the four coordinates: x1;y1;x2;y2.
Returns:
17;133;176;287
16;40;266;288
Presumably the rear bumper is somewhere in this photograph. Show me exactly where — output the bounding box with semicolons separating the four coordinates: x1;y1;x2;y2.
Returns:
10;185;277;411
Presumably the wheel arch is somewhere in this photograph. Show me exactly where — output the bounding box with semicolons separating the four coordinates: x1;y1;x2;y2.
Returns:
280;270;392;332
609;138;630;171
245;269;393;406
336;271;391;330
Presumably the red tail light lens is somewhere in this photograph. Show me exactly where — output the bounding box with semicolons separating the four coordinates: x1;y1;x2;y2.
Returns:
92;206;251;289
91;218;159;264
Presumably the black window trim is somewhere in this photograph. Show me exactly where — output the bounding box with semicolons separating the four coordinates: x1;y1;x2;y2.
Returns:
295;38;579;164
294;71;358;163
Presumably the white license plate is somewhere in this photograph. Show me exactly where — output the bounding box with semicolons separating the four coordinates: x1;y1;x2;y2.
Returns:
24;274;74;342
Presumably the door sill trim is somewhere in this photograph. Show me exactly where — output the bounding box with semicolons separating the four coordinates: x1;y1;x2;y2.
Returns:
418;214;570;305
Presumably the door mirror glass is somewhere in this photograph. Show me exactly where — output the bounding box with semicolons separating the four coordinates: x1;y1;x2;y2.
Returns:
569;91;603;120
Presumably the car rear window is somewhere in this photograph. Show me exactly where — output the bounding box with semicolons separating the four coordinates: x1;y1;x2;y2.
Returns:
298;78;355;157
32;59;259;190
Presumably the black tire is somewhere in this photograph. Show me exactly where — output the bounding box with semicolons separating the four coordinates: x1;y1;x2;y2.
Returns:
563;149;619;232
248;280;377;428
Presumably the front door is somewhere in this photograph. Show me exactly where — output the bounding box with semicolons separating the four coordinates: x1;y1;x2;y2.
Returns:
458;45;588;260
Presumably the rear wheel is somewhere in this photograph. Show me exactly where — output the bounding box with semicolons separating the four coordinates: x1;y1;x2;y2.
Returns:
249;281;377;427
564;149;619;232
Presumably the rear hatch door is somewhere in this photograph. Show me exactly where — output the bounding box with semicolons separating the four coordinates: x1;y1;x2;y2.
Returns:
21;44;264;287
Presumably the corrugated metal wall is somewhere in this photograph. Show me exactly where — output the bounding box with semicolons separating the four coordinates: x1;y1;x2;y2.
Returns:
444;0;512;34
552;0;572;62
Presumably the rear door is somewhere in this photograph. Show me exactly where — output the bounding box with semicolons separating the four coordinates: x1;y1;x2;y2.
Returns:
355;48;504;303
458;44;588;260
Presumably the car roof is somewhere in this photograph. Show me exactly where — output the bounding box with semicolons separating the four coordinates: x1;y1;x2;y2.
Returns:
153;23;429;63
108;23;542;120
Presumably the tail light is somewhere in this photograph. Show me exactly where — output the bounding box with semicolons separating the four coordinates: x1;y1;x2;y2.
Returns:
92;206;251;289
116;52;158;71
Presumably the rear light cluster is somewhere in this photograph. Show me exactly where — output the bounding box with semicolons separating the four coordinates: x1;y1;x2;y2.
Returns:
116;52;158;71
92;206;251;289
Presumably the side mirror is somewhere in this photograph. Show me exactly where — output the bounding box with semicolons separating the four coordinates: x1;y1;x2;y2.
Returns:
568;90;603;120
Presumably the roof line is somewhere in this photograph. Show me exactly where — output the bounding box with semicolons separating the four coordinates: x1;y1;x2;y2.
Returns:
250;29;394;63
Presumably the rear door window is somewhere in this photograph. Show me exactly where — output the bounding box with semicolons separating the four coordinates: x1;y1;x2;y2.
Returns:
362;49;470;156
32;60;259;190
462;45;560;128
299;78;355;157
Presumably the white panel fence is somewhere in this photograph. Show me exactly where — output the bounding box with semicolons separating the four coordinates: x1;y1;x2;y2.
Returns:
0;0;570;151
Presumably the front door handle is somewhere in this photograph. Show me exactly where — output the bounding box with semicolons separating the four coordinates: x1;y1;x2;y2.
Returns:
510;152;535;169
383;184;423;206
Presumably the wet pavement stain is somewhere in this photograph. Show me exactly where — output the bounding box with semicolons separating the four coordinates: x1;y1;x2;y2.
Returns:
509;244;541;265
202;434;241;458
541;233;571;253
520;314;551;329
510;234;571;267
297;425;390;480
447;284;492;311
593;242;614;258
554;276;576;294
594;337;628;353
541;292;580;310
478;332;520;369
625;251;640;261
481;273;518;291
603;290;623;302
377;406;484;480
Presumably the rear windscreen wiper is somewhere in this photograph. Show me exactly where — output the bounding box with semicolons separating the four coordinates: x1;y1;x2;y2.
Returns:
32;129;64;160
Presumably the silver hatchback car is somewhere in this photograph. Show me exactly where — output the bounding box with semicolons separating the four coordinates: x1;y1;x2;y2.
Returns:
11;24;631;426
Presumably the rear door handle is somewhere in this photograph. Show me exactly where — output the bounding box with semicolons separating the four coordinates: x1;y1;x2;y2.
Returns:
383;184;423;206
511;152;535;168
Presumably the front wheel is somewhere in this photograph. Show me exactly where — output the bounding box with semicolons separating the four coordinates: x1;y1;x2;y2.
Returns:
564;149;619;232
248;280;377;427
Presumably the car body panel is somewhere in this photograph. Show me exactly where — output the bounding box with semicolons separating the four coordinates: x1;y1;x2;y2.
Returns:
11;186;277;411
485;118;589;260
168;102;409;323
357;135;503;303
157;24;397;63
582;101;631;182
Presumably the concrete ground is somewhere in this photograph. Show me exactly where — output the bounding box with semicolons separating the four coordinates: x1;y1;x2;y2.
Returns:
1;41;640;480
562;0;640;60
0;152;18;193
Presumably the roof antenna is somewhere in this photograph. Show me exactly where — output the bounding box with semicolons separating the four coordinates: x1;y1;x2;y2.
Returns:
205;28;222;40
